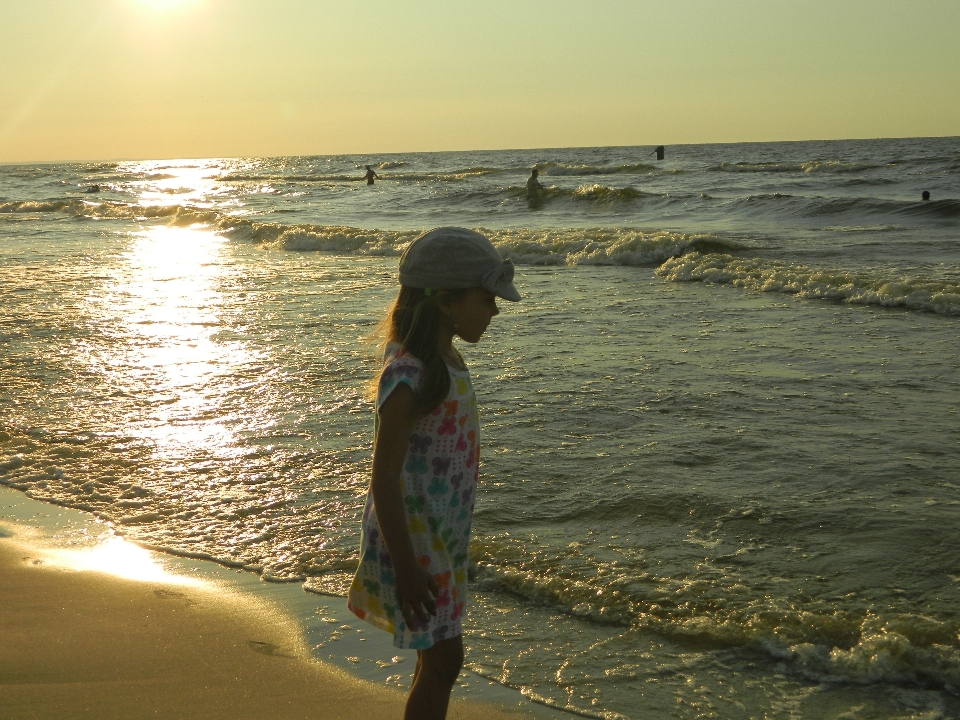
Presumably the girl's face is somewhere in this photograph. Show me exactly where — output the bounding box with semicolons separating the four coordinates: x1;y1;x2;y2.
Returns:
445;287;500;343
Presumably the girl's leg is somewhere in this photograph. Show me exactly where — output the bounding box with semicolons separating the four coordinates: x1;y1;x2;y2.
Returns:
405;635;463;720
410;650;423;688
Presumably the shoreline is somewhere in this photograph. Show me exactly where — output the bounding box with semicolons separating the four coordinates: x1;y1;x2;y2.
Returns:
0;486;576;720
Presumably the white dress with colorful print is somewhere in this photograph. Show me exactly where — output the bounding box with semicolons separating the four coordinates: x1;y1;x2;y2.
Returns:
347;345;479;649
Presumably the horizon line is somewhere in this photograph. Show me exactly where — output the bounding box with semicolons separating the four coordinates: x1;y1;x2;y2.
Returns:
2;134;958;167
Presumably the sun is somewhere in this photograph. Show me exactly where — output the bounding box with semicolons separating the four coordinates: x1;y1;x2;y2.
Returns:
132;0;199;11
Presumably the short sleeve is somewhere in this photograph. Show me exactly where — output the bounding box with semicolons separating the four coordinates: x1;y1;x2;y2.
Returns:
376;349;423;410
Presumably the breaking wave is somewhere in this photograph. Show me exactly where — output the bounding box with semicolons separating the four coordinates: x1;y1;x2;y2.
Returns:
0;197;738;267
570;184;646;201
712;160;892;174
0;198;219;223
218;219;419;254
470;554;960;694
216;217;741;266
656;252;960;316
486;227;736;266
502;184;684;206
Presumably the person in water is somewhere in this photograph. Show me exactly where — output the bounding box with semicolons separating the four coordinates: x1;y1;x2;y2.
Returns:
364;165;379;185
347;227;521;720
526;168;544;198
922;190;931;201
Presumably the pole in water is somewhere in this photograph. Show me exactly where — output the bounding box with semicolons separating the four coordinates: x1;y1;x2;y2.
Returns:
652;145;665;161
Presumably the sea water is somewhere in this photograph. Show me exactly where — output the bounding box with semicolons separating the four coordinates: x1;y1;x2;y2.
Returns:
1;138;959;719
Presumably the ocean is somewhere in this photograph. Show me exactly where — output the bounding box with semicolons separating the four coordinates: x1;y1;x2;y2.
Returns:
1;137;959;719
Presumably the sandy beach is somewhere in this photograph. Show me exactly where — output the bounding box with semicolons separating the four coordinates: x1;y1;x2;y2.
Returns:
0;527;538;720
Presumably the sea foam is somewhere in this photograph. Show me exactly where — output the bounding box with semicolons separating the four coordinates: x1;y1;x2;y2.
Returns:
656;252;960;316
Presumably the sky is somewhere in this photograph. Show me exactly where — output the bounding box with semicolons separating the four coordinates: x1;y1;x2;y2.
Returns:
1;0;958;162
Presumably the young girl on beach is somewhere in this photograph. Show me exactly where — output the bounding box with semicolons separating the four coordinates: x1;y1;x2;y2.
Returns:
348;227;520;720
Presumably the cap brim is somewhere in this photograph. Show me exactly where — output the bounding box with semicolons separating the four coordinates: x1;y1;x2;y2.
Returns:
493;283;521;302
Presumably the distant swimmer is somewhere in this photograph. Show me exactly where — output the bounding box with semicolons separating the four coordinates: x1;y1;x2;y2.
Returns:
364;165;379;185
526;168;544;198
82;184;101;193
922;190;930;201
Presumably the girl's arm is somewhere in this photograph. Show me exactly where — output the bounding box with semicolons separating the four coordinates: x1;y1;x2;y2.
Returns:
371;383;439;625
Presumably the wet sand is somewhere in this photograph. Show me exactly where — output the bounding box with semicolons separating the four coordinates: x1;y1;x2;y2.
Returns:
0;533;535;720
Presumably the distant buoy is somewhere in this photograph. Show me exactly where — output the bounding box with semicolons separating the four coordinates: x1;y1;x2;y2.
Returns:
653;145;665;161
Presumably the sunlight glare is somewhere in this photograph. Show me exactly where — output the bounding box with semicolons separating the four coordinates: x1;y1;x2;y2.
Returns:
46;536;203;586
119;159;230;208
87;223;257;462
132;0;200;11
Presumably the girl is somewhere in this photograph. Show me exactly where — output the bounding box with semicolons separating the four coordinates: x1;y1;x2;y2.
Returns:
348;227;521;720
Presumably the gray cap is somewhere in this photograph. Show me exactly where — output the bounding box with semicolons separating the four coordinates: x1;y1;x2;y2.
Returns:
398;227;521;302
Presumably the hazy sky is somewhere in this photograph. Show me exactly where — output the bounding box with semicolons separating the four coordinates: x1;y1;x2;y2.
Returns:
1;0;958;162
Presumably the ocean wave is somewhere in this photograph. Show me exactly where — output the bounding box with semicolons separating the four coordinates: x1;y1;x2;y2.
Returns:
819;224;907;233
220;167;503;183
1;199;76;213
794;197;893;216
225;161;667;182
0;198;219;224
217;218;419;253
570;184;646;202
730;193;960;219
216;218;740;266
656;252;960;316
732;192;794;206
502;184;666;205
788;614;960;692
470;557;960;694
220;173;362;183
0;194;737;266
895;198;960;219
537;161;660;176
840;177;898;187
390;167;504;181
487;227;735;266
712;160;891;174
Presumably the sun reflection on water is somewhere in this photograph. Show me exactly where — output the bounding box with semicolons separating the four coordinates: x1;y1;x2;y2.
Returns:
117;159;234;208
90;222;257;462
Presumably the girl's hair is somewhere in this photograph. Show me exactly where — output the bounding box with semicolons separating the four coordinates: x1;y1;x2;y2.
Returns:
372;286;465;416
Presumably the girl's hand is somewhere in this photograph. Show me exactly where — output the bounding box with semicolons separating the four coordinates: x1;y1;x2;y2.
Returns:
395;564;440;628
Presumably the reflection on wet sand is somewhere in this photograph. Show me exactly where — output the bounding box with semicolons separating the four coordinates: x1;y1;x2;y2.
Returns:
41;534;203;586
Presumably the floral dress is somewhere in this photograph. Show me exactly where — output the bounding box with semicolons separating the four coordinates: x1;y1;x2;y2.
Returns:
347;344;479;649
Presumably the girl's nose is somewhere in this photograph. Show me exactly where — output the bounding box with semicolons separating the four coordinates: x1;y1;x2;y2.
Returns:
492;303;500;316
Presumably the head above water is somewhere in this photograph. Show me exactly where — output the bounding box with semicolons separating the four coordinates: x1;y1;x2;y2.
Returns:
399;227;521;302
922;190;930;201
531;168;539;177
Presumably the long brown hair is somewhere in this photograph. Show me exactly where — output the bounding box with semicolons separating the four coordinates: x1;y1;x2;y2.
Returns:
372;286;464;416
